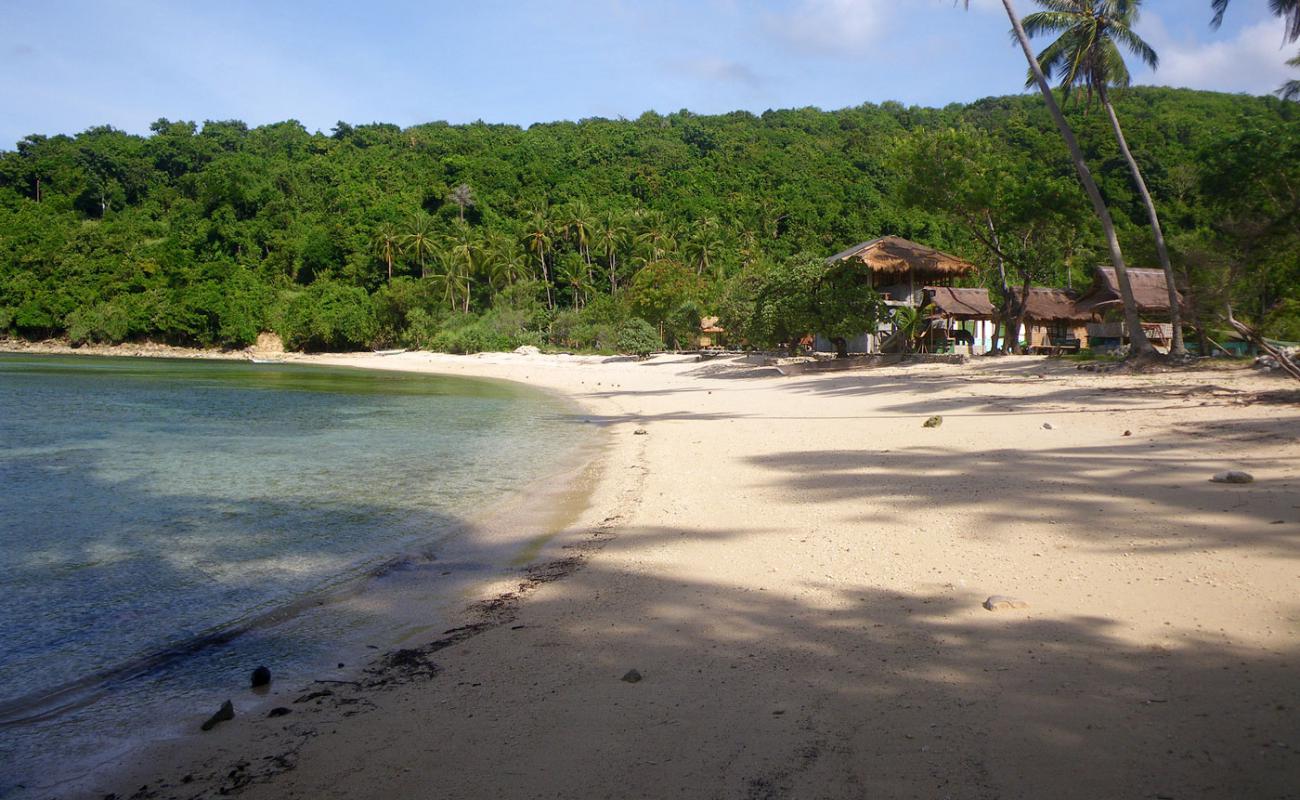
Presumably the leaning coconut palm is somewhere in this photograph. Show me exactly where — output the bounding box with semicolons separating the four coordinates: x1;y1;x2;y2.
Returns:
1282;51;1300;101
962;0;1154;355
1023;0;1186;356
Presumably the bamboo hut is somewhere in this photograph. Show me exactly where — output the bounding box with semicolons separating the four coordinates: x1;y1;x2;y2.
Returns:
1019;288;1092;352
923;286;996;353
826;237;977;307
1075;267;1184;350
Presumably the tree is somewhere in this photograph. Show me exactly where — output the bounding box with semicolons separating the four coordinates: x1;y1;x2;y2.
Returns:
373;222;401;282
448;183;475;221
402;211;438;279
1024;0;1187;355
594;210;630;295
1282;51;1300;101
964;0;1154;355
736;255;884;358
445;220;479;313
523;209;555;309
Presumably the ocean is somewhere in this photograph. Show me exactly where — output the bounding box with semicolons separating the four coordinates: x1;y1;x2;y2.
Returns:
0;354;595;796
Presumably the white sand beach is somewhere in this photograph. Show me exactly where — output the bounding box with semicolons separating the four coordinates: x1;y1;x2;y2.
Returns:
95;351;1298;799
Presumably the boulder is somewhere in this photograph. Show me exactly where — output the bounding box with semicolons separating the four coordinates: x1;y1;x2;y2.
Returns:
250;666;271;688
1211;471;1254;484
514;345;541;356
621;669;643;683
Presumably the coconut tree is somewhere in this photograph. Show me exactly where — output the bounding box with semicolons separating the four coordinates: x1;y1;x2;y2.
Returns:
445;220;479;313
1282;51;1300;100
403;211;438;279
448;183;475;222
373;222;401;282
563;200;596;268
523;208;555;309
963;0;1154;355
1023;0;1186;356
482;229;529;291
595;210;630;295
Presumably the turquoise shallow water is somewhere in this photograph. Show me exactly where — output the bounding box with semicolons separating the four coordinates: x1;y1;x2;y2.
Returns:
0;354;591;795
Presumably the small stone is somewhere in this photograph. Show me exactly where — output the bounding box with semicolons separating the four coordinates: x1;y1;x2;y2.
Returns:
1123;430;1132;437
250;666;271;688
633;428;648;436
621;669;643;683
923;416;943;428
1042;422;1054;430
200;700;235;731
267;707;292;718
983;595;1029;612
1210;471;1254;484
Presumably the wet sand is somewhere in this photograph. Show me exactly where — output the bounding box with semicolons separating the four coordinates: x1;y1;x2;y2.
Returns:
40;350;1300;798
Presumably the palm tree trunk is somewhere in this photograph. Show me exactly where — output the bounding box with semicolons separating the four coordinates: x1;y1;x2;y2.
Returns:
1001;0;1154;356
1097;84;1186;357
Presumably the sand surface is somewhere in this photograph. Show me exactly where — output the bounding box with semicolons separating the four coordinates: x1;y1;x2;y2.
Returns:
77;351;1300;799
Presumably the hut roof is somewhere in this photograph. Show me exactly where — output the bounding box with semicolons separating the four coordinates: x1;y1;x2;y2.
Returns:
827;236;976;278
1075;267;1182;314
700;316;725;334
1023;287;1091;322
925;286;994;318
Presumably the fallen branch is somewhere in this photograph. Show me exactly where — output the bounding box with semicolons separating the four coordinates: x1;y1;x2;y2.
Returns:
1226;304;1300;382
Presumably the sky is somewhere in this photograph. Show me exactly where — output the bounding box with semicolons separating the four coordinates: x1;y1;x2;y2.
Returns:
1;0;1296;149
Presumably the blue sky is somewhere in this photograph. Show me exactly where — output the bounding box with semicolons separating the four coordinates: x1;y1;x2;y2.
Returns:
1;0;1295;149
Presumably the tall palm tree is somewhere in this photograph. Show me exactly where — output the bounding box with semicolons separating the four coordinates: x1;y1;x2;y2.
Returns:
448;183;475;222
403;211;438;279
1024;0;1186;355
482;229;529;291
523;208;555;309
445;221;479;313
564;200;596;268
685;217;724;278
595;210;629;295
373;222;401;282
963;0;1154;355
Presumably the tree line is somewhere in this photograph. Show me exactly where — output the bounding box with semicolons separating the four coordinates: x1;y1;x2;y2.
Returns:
0;84;1296;354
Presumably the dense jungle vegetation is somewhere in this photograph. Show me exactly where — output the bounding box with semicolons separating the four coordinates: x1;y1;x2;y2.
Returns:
0;87;1296;353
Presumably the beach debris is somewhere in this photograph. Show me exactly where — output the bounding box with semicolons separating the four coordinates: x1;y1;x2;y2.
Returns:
621;669;643;683
200;700;235;731
983;596;1029;612
250;665;271;688
267;707;292;718
1210;470;1254;484
923;415;943;428
633;428;648;436
1042;422;1055;430
1123;430;1132;437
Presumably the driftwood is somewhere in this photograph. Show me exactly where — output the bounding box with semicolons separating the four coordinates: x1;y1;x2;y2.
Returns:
1226;305;1300;382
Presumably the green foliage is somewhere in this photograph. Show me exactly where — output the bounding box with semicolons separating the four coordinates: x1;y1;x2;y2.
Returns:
0;88;1295;351
277;281;377;351
1263;299;1300;342
615;318;663;357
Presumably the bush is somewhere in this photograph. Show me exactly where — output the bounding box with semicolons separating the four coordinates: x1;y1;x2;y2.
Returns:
431;317;512;354
66;301;131;345
615;318;663;357
277;281;377;351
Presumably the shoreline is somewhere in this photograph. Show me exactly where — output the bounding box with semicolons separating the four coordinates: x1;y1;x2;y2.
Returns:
0;350;619;799
11;347;1299;799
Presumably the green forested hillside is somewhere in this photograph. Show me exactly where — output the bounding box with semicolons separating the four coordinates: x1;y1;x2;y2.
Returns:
1;87;1296;351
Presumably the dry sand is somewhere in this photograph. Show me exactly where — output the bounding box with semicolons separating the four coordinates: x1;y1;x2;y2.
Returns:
82;351;1299;799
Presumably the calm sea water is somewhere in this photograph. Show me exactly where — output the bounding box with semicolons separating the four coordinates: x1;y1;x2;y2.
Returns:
0;354;593;796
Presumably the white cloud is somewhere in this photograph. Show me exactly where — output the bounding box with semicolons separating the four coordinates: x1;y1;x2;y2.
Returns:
1138;14;1297;95
762;0;890;55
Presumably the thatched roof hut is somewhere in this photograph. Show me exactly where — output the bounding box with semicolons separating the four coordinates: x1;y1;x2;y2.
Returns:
1022;288;1091;321
924;287;994;319
1075;267;1182;315
826;237;976;280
